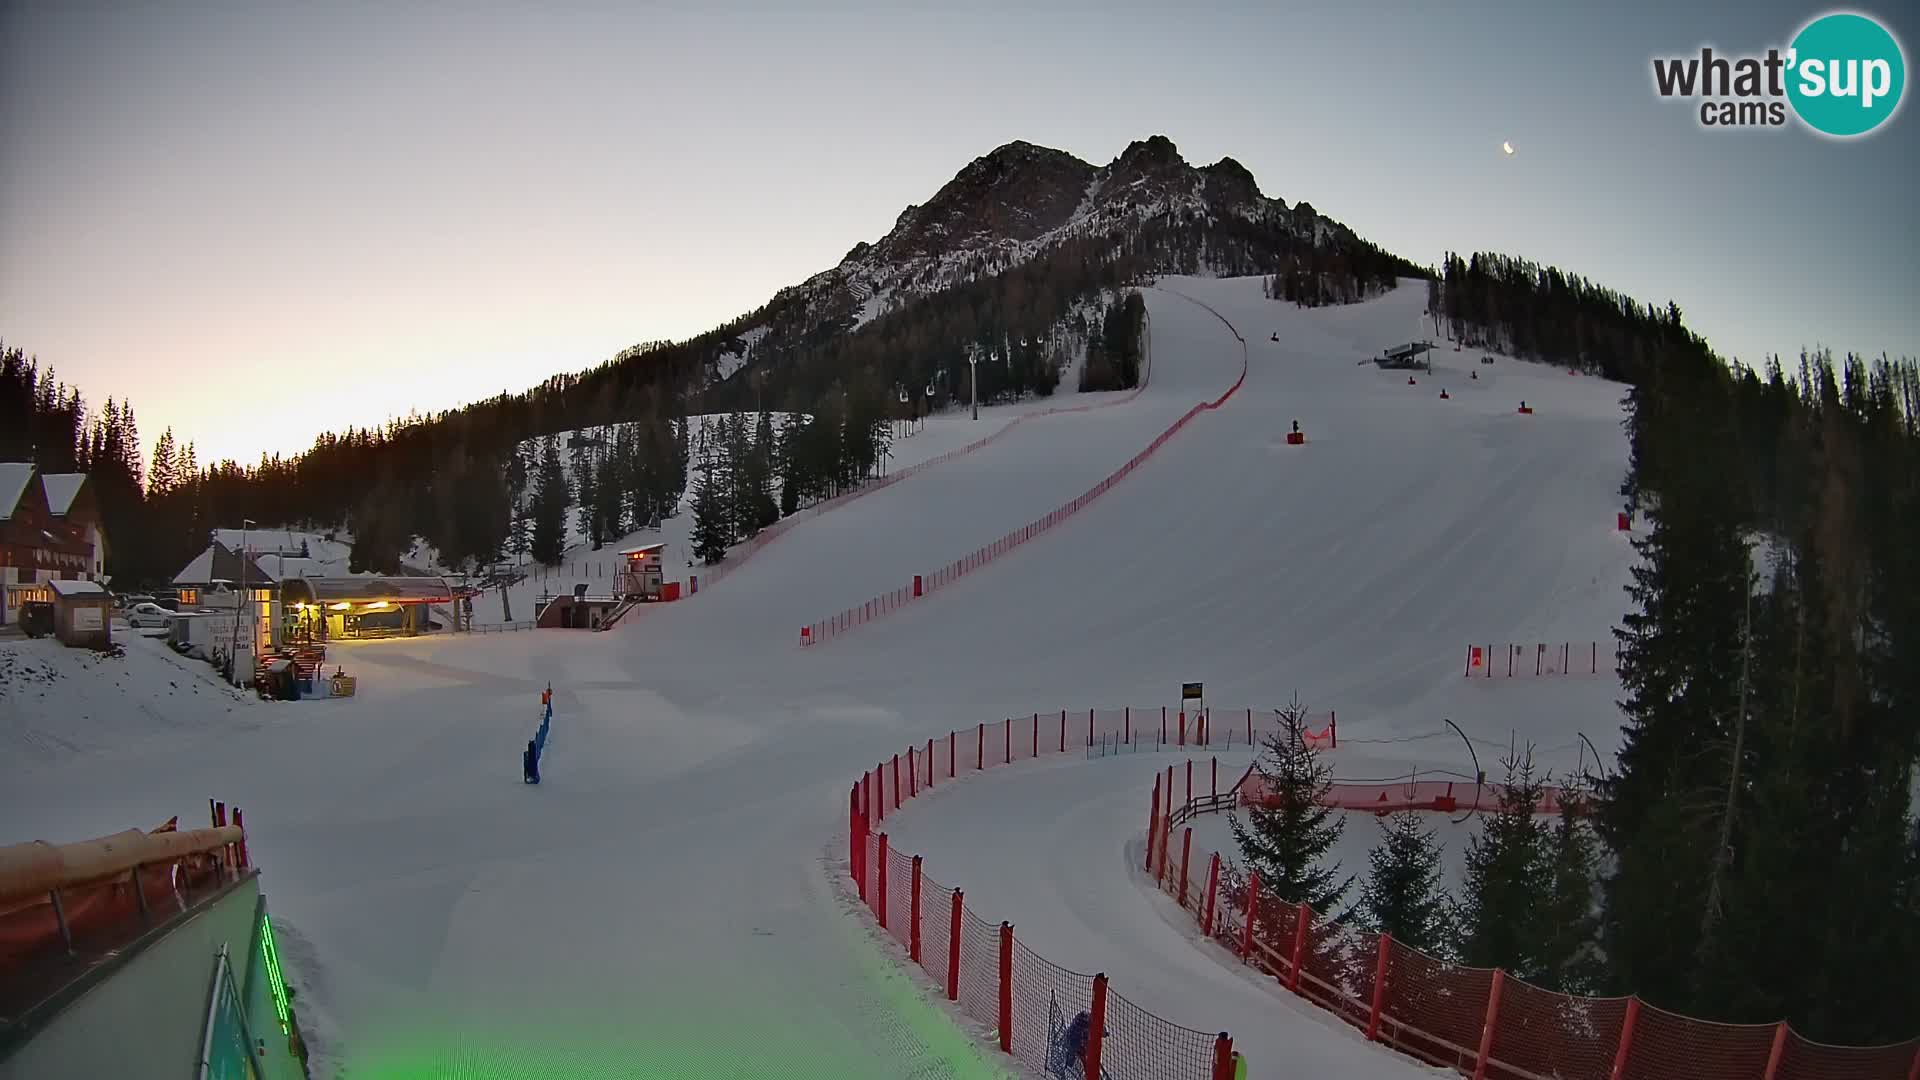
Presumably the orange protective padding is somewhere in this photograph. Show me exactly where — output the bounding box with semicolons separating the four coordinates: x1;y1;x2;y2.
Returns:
0;858;227;971
0;825;243;909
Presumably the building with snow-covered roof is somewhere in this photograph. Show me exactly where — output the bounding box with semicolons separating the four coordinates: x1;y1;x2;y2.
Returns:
0;463;102;625
47;577;111;649
39;473;105;579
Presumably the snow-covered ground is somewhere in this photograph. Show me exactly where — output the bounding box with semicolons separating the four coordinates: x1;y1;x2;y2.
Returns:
873;750;1454;1078
0;276;1637;1078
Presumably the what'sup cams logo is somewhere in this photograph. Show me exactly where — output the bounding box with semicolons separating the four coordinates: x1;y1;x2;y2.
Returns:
1652;10;1906;137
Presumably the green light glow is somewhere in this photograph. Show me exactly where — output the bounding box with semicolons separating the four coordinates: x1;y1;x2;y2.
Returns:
261;913;292;1036
331;915;1019;1079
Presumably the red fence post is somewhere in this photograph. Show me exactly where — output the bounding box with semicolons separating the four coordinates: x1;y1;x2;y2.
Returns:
1179;827;1193;907
1240;873;1262;961
1762;1022;1789;1080
1472;969;1506;1080
908;747;917;798
913;574;922;597
927;738;935;788
1212;756;1219;798
1212;1034;1235;1080
909;855;923;964
1186;759;1193;806
1060;710;1066;753
947;888;964;1001
232;808;248;868
1084;972;1110;1079
850;784;865;899
1146;777;1161;872
1162;706;1167;744
876;833;891;927
1032;713;1039;758
1246;709;1253;745
1367;932;1391;1041
1087;707;1094;747
977;723;984;769
949;730;956;778
1331;710;1337;749
1907;1044;1920;1080
1202;853;1221;936
1288;901;1310;992
1178;709;1186;747
1124;707;1130;744
1152;810;1167;880
1608;997;1641;1080
998;922;1014;1053
875;764;886;822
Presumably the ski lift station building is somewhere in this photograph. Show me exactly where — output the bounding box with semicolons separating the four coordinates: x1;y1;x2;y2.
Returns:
1374;341;1437;370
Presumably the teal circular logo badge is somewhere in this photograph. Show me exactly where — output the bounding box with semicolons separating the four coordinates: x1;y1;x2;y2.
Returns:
1787;12;1906;137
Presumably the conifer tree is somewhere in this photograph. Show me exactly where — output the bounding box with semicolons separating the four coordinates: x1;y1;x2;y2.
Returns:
1357;810;1451;954
1538;779;1601;992
688;452;731;565
1599;374;1750;1009
572;434;601;548
529;436;571;565
1454;748;1553;978
592;449;625;543
1228;696;1352;913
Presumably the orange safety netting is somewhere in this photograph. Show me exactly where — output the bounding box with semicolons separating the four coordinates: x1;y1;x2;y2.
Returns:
1164;772;1919;1080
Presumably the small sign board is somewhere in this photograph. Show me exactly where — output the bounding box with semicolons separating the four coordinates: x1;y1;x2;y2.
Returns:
1181;682;1203;700
73;607;104;632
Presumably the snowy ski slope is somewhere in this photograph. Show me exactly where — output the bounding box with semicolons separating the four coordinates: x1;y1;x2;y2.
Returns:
0;276;1636;1078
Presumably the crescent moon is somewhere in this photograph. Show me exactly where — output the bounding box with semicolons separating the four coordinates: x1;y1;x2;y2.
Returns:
1502;141;1515;155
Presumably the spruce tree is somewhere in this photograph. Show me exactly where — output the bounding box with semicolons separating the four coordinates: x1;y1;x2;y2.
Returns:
688;455;730;565
592;450;625;543
1357;810;1451;954
1538;780;1601;992
529;436;571;565
572;436;601;548
1599;370;1750;1010
1454;748;1552;978
1228;696;1353;913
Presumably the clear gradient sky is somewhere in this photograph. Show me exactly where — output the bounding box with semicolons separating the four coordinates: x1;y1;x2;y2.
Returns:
3;1;1916;466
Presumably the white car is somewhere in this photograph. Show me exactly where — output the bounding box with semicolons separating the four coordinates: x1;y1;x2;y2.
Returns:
125;602;173;629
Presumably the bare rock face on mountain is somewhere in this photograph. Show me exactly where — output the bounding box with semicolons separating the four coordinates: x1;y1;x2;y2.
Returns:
677;135;1409;389
883;141;1097;259
753;136;1338;327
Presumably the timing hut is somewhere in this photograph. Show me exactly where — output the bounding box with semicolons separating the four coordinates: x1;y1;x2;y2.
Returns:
615;544;667;602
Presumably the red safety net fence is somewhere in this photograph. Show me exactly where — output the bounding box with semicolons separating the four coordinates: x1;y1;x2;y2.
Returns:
1145;765;1920;1080
848;711;1240;1080
804;298;1246;648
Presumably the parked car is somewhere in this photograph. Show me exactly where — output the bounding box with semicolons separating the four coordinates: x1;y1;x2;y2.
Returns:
18;601;54;638
125;602;174;629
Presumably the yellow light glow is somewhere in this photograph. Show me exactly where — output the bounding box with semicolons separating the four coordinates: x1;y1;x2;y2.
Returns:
330;602;351;611
366;600;389;609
